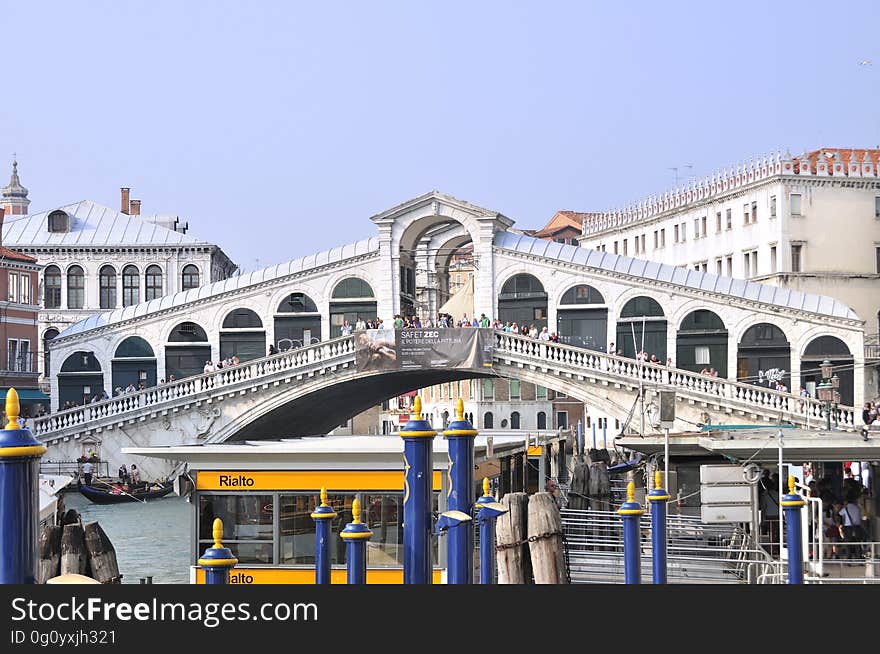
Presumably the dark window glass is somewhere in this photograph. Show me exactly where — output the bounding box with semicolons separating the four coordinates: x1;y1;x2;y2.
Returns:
67;265;85;309
122;265;139;307
44;266;62;309
145;265;163;301
198;494;274;565
277;292;318;313
222;308;263;329
560;284;605;305
332;278;374;299
182;265;200;291
47;210;69;233
619;296;664;318
500;274;545;297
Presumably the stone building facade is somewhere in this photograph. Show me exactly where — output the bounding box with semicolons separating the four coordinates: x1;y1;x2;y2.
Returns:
0;172;237;380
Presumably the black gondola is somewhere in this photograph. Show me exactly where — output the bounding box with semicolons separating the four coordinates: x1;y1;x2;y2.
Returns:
77;480;174;504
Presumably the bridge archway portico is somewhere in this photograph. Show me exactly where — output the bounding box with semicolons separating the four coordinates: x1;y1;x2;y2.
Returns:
371;192;513;323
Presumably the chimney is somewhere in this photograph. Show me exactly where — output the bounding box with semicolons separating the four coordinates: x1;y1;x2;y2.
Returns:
120;187;130;214
130;199;141;216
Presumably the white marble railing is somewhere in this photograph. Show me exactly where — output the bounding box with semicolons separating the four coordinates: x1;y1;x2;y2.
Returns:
34;329;856;438
493;332;855;427
33;336;358;437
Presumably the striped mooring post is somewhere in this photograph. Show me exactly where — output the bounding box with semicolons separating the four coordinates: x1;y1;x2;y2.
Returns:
475;477;508;584
311;487;337;584
647;470;670;584
780;475;806;585
0;388;46;584
198;518;238;584
442;398;477;584
400;395;436;584
340;498;372;584
617;480;644;584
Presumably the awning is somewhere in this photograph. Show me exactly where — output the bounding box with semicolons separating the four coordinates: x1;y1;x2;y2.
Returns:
438;275;474;320
0;388;50;402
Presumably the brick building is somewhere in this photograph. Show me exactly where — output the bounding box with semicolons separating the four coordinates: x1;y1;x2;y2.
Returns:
0;199;44;415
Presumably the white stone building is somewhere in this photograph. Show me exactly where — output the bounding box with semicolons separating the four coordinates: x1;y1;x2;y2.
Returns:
0;178;237;380
578;147;880;402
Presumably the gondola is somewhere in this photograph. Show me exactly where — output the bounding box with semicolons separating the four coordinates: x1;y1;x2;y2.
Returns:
77;479;175;504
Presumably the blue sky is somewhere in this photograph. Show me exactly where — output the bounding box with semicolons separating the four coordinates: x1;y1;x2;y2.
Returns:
2;1;878;271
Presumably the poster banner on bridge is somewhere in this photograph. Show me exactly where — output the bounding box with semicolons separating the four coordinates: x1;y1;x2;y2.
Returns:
355;328;493;372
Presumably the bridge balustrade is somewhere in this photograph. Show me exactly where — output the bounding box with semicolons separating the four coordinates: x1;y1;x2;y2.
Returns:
33;330;854;439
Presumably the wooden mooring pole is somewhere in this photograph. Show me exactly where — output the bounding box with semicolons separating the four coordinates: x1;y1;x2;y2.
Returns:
496;492;531;584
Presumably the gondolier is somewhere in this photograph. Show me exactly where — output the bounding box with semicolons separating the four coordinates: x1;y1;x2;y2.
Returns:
82;460;94;486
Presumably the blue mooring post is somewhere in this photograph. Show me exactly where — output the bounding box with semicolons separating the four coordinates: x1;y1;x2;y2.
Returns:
198;518;238;584
311;487;337;584
475;477;508;584
618;480;644;584
647;471;670;584
442;398;476;584
400;396;436;584
781;475;806;584
0;389;46;584
340;498;372;584
591;423;597;450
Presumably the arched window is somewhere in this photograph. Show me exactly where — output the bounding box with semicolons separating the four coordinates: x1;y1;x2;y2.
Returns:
511;411;521;430
620;296;664;318
676;309;728;377
332;277;374;299
499;274;548;329
181;265;200;291
537;411;547;429
122;265;140;307
616;296;667;360
168;322;208;342
44;266;62;309
43;328;59;376
276;293;319;313
560;284;605;305
500;273;545;297
145;265;163;301
222;308;264;329
47;210;69;233
99;266;116;309
67;265;85;309
114;336;155;358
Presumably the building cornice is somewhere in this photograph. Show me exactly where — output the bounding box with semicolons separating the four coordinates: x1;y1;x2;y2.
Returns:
50;251;381;347
495;246;864;330
580;171;880;241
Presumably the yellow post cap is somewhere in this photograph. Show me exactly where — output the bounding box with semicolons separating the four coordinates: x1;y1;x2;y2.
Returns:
627;480;635;503
413;395;422;420
212;518;224;548
788;475;796;494
352;497;361;524
320;486;328;507
456;397;464;421
5;387;20;430
483;477;490;496
654;470;662;490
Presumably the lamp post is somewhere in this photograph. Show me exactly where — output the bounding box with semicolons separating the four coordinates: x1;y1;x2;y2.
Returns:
817;359;834;430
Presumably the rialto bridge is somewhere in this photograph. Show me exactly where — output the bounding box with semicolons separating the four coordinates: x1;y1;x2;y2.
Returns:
35;192;866;476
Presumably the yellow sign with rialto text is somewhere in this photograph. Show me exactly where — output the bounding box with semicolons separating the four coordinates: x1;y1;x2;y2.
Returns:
193;567;444;584
196;470;443;492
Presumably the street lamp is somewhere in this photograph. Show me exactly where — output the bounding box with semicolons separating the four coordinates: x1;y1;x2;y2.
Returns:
816;359;835;430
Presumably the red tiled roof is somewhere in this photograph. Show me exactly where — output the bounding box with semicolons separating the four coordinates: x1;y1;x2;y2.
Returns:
0;246;37;263
530;210;601;238
798;148;880;173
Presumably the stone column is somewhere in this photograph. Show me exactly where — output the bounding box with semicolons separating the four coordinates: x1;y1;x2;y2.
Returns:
375;221;396;322
472;220;496;321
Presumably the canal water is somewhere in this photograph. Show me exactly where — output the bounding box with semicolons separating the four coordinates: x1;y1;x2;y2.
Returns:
63;491;192;584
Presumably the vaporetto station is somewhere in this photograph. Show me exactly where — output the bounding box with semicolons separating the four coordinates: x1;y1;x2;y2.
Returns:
37;192;866;477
